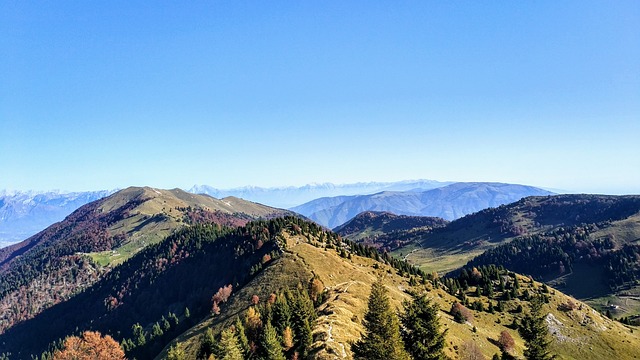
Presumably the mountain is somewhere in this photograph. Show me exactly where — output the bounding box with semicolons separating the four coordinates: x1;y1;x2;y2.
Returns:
2;215;638;360
0;186;294;337
293;182;553;228
189;179;451;209
0;190;115;248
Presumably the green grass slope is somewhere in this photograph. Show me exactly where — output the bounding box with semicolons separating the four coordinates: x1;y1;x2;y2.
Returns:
392;194;640;273
91;186;294;266
157;221;640;360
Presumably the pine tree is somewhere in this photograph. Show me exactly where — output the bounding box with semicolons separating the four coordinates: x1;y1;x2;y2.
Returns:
167;343;186;360
289;288;314;355
352;277;410;360
132;323;147;347
162;316;172;332
200;327;217;358
234;317;250;356
519;295;555;360
218;327;243;360
152;322;164;338
261;321;286;360
272;293;292;333
400;293;447;360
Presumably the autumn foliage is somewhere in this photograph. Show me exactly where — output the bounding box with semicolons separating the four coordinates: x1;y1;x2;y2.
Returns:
211;284;233;314
450;302;473;323
53;331;125;360
498;330;515;354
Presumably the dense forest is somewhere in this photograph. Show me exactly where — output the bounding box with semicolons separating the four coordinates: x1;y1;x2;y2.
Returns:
466;224;640;292
0;217;298;358
0;201;129;334
0;215;421;359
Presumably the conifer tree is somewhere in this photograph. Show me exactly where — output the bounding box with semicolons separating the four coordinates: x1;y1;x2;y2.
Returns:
132;323;147;346
272;293;292;333
352;277;410;360
53;331;125;360
289;288;314;355
400;293;447;360
200;327;217;358
261;321;286;360
152;322;164;338
234;316;250;356
519;295;555;360
162;316;171;332
218;327;243;360
167;343;186;360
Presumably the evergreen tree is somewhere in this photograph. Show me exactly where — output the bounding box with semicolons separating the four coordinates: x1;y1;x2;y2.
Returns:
152;322;164;338
519;295;555;360
162;316;171;332
234;317;250;356
132;323;146;347
218;327;243;360
200;327;217;359
261;321;286;360
289;288;314;355
169;312;180;326
352;277;410;360
167;344;186;360
400;293;447;360
272;293;292;333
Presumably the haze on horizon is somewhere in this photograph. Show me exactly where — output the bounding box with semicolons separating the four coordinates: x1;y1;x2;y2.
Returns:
1;2;638;195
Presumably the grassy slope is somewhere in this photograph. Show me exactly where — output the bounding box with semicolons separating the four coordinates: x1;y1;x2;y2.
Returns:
397;211;640;318
90;187;292;266
158;230;640;360
394;196;640;274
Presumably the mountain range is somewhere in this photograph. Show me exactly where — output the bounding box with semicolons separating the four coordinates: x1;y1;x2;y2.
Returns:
293;182;554;228
0;190;115;248
0;187;638;360
0;180;531;247
189;179;451;209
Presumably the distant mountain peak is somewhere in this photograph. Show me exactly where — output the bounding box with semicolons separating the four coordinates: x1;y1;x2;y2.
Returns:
188;179;452;209
293;182;554;228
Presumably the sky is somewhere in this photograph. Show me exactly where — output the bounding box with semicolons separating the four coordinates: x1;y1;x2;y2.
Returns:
1;1;639;194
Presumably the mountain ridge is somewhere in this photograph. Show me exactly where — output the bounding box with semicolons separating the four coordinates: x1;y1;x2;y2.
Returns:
0;189;116;247
0;201;638;359
294;182;553;228
0;186;294;336
190;179;452;209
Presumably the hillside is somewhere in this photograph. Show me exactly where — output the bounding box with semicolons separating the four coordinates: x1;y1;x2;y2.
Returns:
156;218;640;360
292;182;553;228
334;211;448;250
378;194;640;317
0;215;637;359
0;187;293;337
0;190;115;247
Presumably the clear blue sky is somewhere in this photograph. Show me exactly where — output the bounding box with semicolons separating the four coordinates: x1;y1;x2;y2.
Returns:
1;1;639;194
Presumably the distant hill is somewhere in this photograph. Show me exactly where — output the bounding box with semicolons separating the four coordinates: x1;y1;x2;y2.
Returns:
334;211;448;250
189;179;451;209
293;182;553;228
0;186;293;336
0;190;115;247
